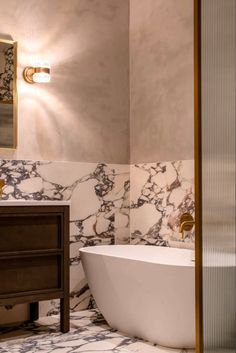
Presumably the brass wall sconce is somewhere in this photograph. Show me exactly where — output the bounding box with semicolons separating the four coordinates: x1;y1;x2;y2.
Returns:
23;63;50;84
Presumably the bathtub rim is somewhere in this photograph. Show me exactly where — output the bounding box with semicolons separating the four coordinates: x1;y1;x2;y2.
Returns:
80;244;195;267
80;245;235;268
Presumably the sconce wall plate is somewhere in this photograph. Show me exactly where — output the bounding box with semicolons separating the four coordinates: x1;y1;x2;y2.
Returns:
23;66;50;84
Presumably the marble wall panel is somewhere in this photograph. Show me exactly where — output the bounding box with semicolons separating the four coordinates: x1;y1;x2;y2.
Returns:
130;160;195;248
0;158;194;323
0;159;130;320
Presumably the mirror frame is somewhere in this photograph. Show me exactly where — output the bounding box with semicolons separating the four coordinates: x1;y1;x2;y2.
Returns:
0;38;17;149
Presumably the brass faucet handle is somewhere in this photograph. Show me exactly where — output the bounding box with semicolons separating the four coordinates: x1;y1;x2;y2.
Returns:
0;179;5;198
179;213;195;239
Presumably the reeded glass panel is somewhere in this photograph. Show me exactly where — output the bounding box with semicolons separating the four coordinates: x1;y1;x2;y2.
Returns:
201;0;236;351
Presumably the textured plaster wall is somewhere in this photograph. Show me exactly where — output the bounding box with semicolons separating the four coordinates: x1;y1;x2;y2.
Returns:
0;0;129;164
0;0;194;164
130;0;194;163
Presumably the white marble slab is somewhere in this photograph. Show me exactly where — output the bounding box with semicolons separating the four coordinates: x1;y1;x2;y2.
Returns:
0;159;130;319
0;200;71;206
0;158;195;322
130;160;195;247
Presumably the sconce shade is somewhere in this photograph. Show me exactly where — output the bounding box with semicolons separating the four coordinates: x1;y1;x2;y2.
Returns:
23;66;50;84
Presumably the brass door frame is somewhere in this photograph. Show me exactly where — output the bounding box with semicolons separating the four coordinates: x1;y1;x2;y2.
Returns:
194;0;203;352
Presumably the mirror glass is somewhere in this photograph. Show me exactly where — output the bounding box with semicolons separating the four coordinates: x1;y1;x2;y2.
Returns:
0;39;17;148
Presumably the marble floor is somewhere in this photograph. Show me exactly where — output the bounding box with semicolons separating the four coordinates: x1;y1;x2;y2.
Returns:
0;309;195;353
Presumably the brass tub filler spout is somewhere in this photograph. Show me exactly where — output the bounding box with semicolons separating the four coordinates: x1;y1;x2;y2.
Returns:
0;179;5;199
179;213;195;239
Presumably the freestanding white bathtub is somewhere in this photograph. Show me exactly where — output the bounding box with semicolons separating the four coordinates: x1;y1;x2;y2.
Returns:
80;245;195;349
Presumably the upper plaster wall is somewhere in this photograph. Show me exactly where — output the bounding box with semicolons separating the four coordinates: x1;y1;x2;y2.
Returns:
0;0;194;165
130;0;194;164
0;0;129;164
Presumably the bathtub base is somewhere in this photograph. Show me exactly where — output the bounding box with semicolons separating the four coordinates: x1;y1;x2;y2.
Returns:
80;245;195;349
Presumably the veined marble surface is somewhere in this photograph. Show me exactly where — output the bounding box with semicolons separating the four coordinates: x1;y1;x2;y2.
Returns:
0;46;13;102
0;159;130;318
0;200;70;206
0;158;194;320
0;309;194;353
130;160;195;248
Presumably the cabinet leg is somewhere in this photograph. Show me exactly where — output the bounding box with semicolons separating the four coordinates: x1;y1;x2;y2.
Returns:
29;302;39;322
60;297;69;333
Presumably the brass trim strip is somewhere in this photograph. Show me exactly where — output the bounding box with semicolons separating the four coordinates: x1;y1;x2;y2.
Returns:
194;1;203;352
0;38;15;45
13;41;18;149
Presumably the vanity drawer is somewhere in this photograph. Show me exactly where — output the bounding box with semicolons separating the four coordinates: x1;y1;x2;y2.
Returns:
0;255;61;295
0;215;62;252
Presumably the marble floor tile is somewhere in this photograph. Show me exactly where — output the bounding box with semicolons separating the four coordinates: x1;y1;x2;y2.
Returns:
0;309;194;353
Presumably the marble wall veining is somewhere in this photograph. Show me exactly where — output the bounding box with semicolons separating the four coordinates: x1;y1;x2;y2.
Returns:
0;0;129;163
0;44;14;147
0;159;130;323
130;0;194;163
0;157;195;324
130;160;195;248
0;45;13;102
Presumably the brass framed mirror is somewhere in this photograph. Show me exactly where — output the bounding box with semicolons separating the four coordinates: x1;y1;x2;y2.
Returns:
0;39;17;149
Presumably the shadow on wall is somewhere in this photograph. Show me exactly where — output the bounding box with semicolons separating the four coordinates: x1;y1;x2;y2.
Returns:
0;34;13;41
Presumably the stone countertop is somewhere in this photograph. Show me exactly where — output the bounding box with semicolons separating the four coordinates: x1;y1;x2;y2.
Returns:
0;200;71;206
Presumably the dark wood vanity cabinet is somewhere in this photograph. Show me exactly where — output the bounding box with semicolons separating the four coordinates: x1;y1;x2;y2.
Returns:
0;205;70;332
